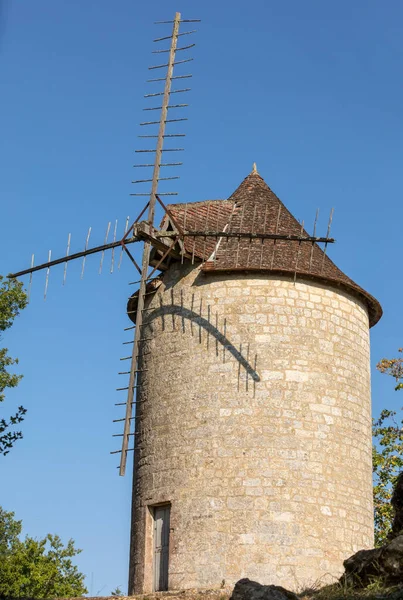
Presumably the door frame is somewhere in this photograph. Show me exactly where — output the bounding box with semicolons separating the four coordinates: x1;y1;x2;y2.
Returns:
151;503;171;592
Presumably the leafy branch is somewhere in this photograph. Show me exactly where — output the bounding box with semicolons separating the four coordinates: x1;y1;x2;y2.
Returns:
0;275;27;456
373;349;403;545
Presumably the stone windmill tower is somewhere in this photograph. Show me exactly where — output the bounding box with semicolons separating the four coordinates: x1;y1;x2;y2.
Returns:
7;12;382;596
127;166;382;594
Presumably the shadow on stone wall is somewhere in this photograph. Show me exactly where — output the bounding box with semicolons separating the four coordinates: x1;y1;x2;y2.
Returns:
145;298;260;386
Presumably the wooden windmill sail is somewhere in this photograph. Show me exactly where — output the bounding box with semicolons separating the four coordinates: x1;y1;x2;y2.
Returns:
8;12;338;478
10;12;200;476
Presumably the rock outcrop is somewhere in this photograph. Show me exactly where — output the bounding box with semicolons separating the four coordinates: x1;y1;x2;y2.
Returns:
342;537;403;585
230;578;298;600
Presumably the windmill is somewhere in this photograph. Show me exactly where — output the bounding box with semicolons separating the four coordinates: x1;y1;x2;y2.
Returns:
9;12;385;594
9;11;336;481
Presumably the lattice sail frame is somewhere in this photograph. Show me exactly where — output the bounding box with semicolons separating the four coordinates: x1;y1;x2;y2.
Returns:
7;13;336;477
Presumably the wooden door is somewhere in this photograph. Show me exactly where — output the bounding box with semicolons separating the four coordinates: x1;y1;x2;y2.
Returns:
153;505;170;592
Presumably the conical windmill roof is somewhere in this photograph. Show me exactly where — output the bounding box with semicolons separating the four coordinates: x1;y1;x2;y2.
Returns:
163;169;382;327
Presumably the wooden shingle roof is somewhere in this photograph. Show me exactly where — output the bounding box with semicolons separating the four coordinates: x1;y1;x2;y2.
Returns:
163;170;382;327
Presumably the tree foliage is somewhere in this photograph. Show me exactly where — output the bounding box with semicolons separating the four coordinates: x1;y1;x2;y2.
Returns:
0;275;27;455
373;349;403;546
0;506;87;598
111;586;124;596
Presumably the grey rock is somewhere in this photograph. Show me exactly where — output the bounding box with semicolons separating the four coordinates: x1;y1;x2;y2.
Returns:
381;534;403;580
343;547;383;583
230;578;299;600
342;534;403;586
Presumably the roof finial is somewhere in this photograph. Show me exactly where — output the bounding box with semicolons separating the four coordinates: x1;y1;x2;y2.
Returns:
252;162;258;174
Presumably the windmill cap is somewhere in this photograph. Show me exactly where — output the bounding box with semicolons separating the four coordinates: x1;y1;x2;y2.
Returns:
160;170;382;327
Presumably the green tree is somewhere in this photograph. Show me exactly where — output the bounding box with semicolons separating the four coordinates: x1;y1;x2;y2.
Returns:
0;275;27;455
0;506;87;598
373;349;403;546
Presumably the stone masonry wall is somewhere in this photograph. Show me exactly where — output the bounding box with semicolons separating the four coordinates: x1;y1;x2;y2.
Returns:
129;264;373;594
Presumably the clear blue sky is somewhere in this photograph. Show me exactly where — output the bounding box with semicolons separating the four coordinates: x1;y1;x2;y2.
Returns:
1;0;402;594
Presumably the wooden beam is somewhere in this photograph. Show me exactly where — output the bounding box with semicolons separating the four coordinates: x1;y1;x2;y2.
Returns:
133;222;191;260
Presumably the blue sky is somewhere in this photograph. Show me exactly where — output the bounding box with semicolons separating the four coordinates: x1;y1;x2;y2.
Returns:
1;0;402;594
